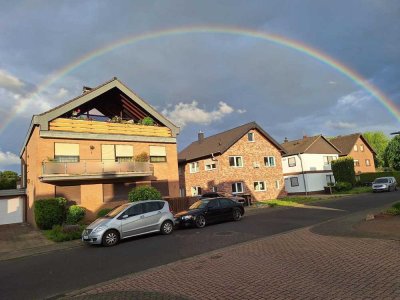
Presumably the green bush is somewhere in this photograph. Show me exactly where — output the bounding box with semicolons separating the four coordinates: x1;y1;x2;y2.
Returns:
44;225;85;242
128;185;162;202
359;171;400;185
392;202;400;210
334;182;353;192
66;205;85;224
386;207;400;216
331;157;356;186
97;208;113;217
34;197;67;230
140;116;154;126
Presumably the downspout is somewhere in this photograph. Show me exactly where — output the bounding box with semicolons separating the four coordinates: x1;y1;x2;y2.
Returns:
297;153;308;196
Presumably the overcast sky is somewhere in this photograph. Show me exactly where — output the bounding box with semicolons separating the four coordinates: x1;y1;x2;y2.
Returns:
0;0;399;171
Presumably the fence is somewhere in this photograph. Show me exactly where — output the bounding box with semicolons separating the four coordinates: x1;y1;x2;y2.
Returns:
164;197;198;213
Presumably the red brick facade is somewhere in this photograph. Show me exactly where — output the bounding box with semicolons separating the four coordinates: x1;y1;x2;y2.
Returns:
179;129;286;201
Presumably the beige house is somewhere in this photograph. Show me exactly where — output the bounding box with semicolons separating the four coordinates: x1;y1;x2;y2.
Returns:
178;122;287;201
20;78;180;225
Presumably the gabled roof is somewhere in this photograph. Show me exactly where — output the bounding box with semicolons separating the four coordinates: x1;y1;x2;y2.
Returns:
178;121;286;162
329;133;376;155
20;77;180;156
281;135;341;156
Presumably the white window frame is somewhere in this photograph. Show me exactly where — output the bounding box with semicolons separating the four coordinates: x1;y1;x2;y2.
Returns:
189;162;199;173
323;156;336;165
290;177;299;187
229;156;243;167
191;186;201;196
212;186;218;192
205;161;217;171
354;145;358;152
365;159;371;166
232;182;244;194
275;180;280;189
247;132;255;142
354;159;360;167
264;156;276;167
288;157;296;167
360;144;364;152
253;181;266;191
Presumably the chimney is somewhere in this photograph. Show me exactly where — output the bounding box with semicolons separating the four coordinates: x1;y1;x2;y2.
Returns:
303;135;308;139
82;86;92;94
284;137;288;143
198;131;204;143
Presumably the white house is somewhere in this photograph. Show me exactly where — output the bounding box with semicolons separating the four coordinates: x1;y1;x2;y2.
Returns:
281;135;341;194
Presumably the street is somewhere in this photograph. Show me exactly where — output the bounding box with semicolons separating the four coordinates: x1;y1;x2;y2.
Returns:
0;192;399;299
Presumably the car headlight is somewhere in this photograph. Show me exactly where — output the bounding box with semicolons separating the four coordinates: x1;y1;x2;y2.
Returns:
182;215;193;220
93;226;107;233
381;184;387;188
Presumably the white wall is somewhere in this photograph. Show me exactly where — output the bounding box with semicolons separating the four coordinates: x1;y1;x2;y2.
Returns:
282;153;339;174
284;172;335;193
0;197;24;225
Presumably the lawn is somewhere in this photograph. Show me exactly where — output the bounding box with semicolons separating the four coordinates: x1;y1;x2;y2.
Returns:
259;196;334;208
333;186;372;195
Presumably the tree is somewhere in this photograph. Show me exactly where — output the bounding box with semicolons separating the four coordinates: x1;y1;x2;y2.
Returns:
0;170;19;190
331;157;356;186
384;135;400;170
363;131;389;167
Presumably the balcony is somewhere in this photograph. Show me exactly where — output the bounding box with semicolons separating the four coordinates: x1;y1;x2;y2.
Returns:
49;118;172;137
40;160;154;182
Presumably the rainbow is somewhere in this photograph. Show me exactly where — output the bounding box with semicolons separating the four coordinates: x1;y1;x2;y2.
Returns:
2;25;399;133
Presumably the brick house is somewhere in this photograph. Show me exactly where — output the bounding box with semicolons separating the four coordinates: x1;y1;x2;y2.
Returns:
281;135;341;194
329;133;376;174
178;122;287;201
20;78;180;225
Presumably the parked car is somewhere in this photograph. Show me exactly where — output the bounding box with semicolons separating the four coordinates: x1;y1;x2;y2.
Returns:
200;192;246;205
82;200;175;246
174;198;245;228
372;177;397;192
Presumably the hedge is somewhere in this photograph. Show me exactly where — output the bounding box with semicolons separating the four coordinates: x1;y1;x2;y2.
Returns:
65;205;85;224
331;157;356;186
128;185;162;202
34;197;67;230
359;171;400;184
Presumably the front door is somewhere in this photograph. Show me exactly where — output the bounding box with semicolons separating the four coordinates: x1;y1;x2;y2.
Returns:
120;203;146;238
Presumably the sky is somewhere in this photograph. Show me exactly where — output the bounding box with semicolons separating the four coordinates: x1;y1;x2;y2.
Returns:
0;0;399;172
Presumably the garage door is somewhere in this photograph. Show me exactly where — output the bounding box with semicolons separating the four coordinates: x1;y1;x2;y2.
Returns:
0;197;24;225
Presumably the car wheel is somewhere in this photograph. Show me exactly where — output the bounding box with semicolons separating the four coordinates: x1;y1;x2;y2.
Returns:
195;215;206;228
232;208;242;221
102;230;119;247
160;220;174;235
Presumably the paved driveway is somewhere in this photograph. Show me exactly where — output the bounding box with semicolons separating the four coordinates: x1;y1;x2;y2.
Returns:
65;227;400;299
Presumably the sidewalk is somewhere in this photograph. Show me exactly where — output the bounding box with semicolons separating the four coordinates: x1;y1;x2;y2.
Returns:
61;214;400;299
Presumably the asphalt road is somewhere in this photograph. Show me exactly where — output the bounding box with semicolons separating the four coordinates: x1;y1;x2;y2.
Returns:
0;191;398;299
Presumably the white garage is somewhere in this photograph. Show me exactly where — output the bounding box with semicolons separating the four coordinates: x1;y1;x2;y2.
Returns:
0;190;26;225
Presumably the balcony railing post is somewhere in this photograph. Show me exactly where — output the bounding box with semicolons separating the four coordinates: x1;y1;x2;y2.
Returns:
84;161;87;174
42;162;45;175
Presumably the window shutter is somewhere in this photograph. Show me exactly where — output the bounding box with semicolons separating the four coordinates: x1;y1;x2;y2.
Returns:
102;145;115;161
115;145;133;157
150;146;166;156
55;143;79;156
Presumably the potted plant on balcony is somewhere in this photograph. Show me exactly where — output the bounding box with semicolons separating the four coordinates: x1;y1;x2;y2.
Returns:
135;152;149;162
140;116;154;126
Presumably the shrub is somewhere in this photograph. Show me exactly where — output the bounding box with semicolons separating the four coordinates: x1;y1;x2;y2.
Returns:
359;171;400;185
386;207;400;216
128;185;162;202
135;152;149;162
331;157;356;186
268;202;278;208
44;225;85;242
140;116;154;126
66;205;85;224
392;202;400;210
334;182;353;192
97;208;113;217
34;197;67;230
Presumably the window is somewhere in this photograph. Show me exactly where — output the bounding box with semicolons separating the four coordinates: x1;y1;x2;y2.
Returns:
360;145;364;152
208;199;220;209
125;204;144;217
323;156;336;165
290;177;299;187
149;146;167;163
204;159;217;171
219;198;232;207
229;156;243;167
143;201;162;213
288;157;296;167
353;145;358;152
189;162;199;173
365;159;371;166
231;182;244;193
326;175;335;185
264;156;276;167
212;186;218;192
275;180;280;189
54;143;80;162
102;145;133;162
191;186;202;196
354;160;360;167
247;132;255;142
253;181;266;191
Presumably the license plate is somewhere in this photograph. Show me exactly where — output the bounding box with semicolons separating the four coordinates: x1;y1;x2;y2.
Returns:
83;235;89;239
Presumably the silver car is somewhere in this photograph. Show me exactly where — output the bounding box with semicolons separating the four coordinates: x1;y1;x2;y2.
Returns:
372;177;398;192
82;200;175;246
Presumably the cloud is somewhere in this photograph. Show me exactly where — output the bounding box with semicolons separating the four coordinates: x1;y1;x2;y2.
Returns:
55;88;68;99
237;109;247;114
336;90;373;108
325;120;357;130
162;100;239;127
0;150;20;170
0;69;24;90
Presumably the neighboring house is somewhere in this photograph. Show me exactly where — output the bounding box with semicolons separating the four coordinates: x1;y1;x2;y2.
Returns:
178;122;287;201
20;77;180;225
281;135;341;194
329;133;376;174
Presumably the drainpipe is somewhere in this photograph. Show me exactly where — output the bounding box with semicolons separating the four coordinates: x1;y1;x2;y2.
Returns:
297;153;308;196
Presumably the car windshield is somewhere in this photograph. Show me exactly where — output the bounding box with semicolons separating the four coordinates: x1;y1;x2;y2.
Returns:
189;200;210;210
374;178;389;184
104;204;131;218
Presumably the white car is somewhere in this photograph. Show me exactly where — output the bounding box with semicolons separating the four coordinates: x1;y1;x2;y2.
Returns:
372;177;397;192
